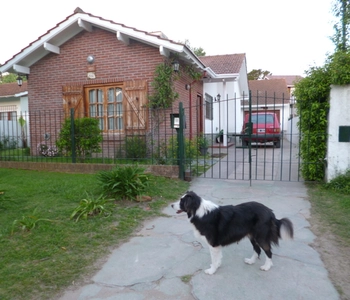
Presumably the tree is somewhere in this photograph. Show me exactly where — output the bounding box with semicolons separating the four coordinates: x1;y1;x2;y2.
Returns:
247;69;272;80
331;0;350;51
182;39;206;56
193;47;206;56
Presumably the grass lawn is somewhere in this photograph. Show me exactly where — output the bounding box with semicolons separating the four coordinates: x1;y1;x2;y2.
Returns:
0;168;189;300
308;183;350;245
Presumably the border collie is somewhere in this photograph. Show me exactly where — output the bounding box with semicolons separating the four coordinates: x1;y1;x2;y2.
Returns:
171;191;293;275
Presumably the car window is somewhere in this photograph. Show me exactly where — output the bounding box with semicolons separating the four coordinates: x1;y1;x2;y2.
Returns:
251;114;274;124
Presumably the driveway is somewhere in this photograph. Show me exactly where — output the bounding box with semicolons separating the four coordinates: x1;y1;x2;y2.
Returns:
58;179;339;300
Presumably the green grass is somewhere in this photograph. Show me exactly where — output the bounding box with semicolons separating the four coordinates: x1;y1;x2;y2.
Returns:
0;168;189;300
307;182;350;245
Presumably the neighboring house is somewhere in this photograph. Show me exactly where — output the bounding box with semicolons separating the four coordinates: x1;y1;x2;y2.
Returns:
0;82;29;148
265;75;303;119
247;79;290;133
265;75;303;98
0;7;247;152
200;54;249;142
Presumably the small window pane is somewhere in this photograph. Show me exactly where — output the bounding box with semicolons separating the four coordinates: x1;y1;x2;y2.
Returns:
116;88;122;102
89;105;96;117
89;90;96;103
108;118;114;130
108;88;114;103
98;104;103;116
98;89;103;103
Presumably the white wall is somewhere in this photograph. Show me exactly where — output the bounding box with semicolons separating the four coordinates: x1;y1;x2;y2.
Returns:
286;115;299;146
326;85;350;181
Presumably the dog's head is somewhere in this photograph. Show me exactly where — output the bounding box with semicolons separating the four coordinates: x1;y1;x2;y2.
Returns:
171;191;201;218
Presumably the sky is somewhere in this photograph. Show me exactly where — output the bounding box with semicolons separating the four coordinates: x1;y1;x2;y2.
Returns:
1;0;336;76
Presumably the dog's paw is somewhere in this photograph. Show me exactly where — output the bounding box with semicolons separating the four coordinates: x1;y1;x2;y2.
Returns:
260;259;273;271
244;257;256;265
204;267;217;275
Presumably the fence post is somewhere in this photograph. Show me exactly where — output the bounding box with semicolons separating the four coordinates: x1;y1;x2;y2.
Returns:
70;108;76;163
178;102;185;180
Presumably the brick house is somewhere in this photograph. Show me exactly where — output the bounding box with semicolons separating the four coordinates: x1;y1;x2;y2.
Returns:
0;7;248;155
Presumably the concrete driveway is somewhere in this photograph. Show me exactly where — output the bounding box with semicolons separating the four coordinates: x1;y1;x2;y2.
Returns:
59;179;339;300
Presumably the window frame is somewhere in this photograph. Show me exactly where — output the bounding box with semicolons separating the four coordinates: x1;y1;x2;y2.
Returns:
205;93;213;120
85;84;124;133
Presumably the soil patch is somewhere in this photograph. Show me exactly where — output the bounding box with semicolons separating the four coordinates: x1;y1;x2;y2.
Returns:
309;210;350;300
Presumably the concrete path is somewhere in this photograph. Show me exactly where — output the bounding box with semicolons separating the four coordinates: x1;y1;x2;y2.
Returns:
59;179;339;300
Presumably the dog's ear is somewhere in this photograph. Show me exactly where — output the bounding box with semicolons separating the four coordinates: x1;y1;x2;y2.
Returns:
183;194;198;218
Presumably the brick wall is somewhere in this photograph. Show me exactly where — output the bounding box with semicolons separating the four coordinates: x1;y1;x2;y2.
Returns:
0;161;179;178
26;26;204;157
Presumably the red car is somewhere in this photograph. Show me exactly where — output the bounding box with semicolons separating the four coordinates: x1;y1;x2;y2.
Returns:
241;112;281;148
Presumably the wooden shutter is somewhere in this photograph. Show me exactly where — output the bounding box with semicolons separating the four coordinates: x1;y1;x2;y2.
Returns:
62;85;85;118
124;80;148;131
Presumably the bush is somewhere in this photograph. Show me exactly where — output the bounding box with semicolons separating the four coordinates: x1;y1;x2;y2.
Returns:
124;136;148;160
70;193;113;222
154;136;198;165
97;165;151;200
324;170;350;194
56;117;102;160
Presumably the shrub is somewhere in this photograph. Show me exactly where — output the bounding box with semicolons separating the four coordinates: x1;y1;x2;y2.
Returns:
124;136;148;160
324;170;350;194
56;117;102;160
70;193;113;222
97;165;151;201
154;136;198;165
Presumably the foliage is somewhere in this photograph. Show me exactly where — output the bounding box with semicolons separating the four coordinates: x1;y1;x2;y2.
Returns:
0;73;26;84
149;61;179;109
0;135;17;150
247;69;272;80
154;135;198;165
97;165;151;200
182;39;206;56
70;193;113;222
0;168;189;300
327;50;350;85
331;0;350;51
56;117;102;160
18;115;28;148
11;208;56;234
124;135;148;160
293;66;330;181
193;47;206;56
196;134;210;149
324;169;350;194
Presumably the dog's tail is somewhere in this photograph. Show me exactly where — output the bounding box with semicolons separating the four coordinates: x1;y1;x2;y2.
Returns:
278;218;294;240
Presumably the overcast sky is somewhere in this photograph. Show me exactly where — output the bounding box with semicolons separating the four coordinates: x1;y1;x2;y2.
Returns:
1;0;336;76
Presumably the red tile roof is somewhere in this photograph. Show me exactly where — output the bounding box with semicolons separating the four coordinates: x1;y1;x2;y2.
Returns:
0;82;28;97
266;75;303;86
248;79;289;105
199;54;245;74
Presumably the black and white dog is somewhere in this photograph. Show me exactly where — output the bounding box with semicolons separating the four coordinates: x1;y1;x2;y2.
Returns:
171;191;293;275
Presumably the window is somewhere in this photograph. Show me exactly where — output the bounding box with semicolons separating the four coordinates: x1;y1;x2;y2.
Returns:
0;111;17;121
86;85;123;132
205;93;213;120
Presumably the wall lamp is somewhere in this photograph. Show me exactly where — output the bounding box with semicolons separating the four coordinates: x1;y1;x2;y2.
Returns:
172;60;180;73
16;75;26;87
215;94;221;101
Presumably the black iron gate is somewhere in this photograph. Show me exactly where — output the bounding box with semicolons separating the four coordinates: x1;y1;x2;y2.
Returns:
182;91;303;182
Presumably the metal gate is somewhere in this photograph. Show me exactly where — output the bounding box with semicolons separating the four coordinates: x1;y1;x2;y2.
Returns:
182;91;303;182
